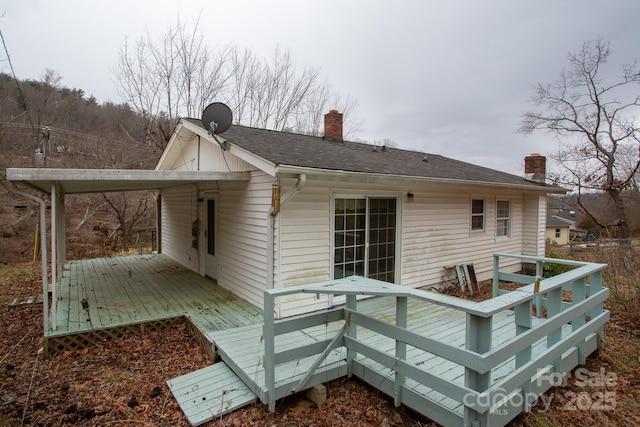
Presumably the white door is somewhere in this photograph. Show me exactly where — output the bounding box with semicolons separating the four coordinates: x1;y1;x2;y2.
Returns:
205;197;217;280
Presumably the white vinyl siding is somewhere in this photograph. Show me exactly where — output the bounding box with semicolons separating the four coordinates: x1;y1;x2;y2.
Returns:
400;188;524;290
163;132;255;172
216;172;274;309
160;185;200;271
523;194;545;256
276;180;533;317
277;179;332;317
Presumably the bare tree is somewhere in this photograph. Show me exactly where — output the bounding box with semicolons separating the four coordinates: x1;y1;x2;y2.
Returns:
99;191;151;252
520;38;640;239
114;16;229;151
294;79;362;139
114;19;361;142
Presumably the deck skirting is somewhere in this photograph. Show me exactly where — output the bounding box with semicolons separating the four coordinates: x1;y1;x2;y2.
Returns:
44;316;186;356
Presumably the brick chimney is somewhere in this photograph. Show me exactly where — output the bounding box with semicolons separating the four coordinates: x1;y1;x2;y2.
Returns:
524;153;546;183
324;110;343;141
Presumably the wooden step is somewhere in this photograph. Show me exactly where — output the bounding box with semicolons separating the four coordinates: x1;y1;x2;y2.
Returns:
168;362;257;426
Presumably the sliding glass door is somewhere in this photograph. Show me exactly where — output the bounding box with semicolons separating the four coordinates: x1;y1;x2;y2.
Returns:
334;196;397;283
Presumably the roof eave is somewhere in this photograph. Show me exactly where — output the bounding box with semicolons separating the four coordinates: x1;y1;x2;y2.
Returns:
7;168;250;194
275;165;568;193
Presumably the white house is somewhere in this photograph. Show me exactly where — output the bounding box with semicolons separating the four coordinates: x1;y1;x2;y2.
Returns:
153;110;564;317
7;110;565;318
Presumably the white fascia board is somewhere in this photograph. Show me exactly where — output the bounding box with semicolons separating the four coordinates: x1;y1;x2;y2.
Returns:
275;165;567;194
7;168;250;194
155;122;184;171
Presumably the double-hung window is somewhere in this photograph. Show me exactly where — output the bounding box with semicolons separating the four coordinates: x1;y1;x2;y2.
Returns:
471;199;485;231
496;200;510;237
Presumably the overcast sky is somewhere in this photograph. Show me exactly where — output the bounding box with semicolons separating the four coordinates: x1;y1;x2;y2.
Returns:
1;0;639;175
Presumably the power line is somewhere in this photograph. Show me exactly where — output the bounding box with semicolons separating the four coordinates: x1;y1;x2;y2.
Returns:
0;122;154;153
0;26;36;137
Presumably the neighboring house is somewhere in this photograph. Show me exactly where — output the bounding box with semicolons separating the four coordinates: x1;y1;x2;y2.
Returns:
7;110;566;318
154;110;564;317
546;215;571;245
546;209;586;243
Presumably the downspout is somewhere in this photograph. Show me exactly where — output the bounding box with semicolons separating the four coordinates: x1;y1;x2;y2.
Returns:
266;174;306;291
50;183;58;330
11;185;49;333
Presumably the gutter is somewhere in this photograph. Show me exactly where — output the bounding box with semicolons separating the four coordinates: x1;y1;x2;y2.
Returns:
266;174;306;294
10;184;50;333
275;165;567;194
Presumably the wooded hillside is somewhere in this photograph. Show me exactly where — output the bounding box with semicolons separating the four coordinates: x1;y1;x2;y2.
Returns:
0;71;158;264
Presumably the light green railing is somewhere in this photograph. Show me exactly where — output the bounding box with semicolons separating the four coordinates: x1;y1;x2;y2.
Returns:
263;254;608;427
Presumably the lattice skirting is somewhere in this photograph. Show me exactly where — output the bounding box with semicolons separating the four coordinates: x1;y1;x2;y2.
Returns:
44;317;186;356
44;316;217;360
186;320;216;362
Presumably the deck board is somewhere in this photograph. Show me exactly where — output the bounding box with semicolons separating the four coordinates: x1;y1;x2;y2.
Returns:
168;362;257;426
48;254;263;338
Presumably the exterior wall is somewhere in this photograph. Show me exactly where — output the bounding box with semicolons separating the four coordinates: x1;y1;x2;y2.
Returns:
546;225;570;245
164;134;255;172
160;185;200;272
400;187;524;289
215;171;276;309
522;194;546;256
276;177;540;317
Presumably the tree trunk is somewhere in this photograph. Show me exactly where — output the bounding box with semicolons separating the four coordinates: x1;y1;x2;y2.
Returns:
609;190;630;239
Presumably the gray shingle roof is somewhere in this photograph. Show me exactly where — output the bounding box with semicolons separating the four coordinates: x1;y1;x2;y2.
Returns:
547;215;572;227
184;118;556;189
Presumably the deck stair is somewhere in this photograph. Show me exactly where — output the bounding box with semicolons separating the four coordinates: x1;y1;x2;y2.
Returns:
169;320;351;426
167;362;256;426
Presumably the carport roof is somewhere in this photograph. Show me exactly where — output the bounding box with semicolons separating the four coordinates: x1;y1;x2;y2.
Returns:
6;168;249;194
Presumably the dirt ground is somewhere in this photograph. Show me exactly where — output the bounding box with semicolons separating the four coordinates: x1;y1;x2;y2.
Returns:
1;264;639;426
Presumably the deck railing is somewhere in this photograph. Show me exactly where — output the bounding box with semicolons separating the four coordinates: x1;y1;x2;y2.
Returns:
263;254;608;427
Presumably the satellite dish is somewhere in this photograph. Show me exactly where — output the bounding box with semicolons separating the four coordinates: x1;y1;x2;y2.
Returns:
202;102;233;135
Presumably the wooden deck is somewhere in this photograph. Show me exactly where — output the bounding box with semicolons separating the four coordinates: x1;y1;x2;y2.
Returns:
45;253;608;427
46;254;263;354
169;294;588;426
206;299;552;414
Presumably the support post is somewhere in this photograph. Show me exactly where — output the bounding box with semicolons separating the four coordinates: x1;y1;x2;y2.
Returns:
263;291;276;411
515;300;532;411
492;255;499;297
394;296;407;407
51;183;57;330
346;294;357;377
547;287;563;373
572;278;586;364
588;271;604;349
534;261;544;318
464;313;492;426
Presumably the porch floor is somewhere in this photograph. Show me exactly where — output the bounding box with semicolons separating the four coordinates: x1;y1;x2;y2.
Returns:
47;254;263;352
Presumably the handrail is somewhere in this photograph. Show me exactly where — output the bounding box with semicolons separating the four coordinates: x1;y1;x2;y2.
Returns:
262;253;608;422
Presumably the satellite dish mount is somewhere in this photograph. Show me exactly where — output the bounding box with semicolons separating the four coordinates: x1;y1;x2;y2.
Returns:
201;102;233;150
